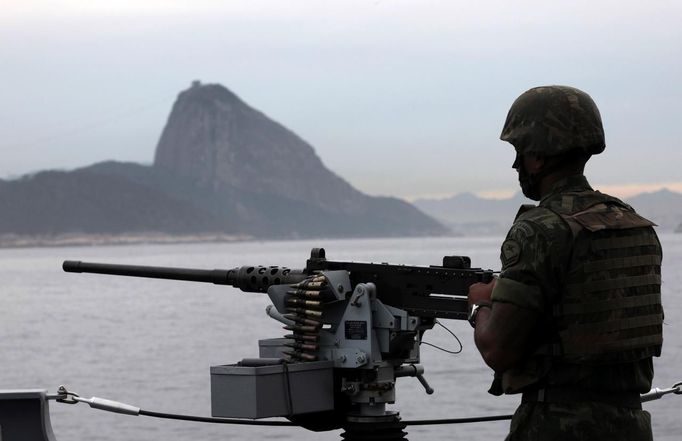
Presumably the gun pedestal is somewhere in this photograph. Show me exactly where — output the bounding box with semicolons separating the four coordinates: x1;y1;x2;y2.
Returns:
342;412;407;441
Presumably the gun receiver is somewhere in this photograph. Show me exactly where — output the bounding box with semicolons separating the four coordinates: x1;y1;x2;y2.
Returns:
64;248;492;320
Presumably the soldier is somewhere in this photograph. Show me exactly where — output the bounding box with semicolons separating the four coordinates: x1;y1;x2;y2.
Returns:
467;86;663;440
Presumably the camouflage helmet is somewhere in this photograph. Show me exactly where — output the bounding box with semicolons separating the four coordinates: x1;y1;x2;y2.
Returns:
500;85;605;156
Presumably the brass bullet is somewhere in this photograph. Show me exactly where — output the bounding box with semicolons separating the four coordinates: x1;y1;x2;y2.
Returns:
285;307;323;318
284;324;318;333
299;352;317;361
284;342;319;352
287;289;321;298
290;278;326;289
285;298;321;308
284;314;322;327
283;350;317;362
284;333;319;342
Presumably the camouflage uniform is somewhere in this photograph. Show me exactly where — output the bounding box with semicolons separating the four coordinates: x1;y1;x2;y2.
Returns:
490;174;662;441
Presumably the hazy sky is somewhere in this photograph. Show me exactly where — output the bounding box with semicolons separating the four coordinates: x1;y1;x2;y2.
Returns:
1;1;681;199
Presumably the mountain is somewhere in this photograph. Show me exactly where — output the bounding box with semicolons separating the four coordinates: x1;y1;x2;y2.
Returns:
413;192;531;235
626;189;682;233
414;187;682;235
151;82;446;237
154;84;362;213
0;163;226;236
0;82;446;245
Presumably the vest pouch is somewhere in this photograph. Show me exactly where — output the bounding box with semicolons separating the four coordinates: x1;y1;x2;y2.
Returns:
568;203;656;233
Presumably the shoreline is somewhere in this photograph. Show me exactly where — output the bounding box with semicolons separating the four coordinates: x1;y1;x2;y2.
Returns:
2;230;677;250
0;233;253;249
0;231;466;250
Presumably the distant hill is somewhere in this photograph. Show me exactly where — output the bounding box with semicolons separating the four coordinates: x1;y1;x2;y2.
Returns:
415;187;682;235
413;192;530;235
0;82;446;245
0;163;225;236
627;189;682;233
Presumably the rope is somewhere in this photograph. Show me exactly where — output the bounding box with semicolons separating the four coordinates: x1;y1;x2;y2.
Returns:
54;379;681;427
404;414;512;425
54;386;512;426
282;361;295;417
420;320;463;355
137;409;296;426
135;410;514;426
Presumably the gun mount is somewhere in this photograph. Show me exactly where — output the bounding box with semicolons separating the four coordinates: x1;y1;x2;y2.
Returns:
63;248;494;440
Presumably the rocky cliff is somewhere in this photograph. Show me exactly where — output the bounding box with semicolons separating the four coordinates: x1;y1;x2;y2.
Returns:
154;83;368;214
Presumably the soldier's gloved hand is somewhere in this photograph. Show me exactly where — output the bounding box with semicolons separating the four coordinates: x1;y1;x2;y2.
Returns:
467;278;497;306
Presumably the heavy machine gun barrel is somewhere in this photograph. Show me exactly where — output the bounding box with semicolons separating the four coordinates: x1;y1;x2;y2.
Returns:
63;261;233;285
62;260;307;290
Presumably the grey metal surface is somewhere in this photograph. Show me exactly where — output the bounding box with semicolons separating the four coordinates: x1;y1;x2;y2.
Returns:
210;360;334;419
0;390;57;441
258;338;289;358
322;283;377;369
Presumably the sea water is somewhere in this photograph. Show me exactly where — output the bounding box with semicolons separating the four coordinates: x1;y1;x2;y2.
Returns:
1;235;680;441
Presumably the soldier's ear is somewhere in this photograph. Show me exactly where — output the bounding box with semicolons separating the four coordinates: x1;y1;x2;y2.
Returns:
526;153;545;174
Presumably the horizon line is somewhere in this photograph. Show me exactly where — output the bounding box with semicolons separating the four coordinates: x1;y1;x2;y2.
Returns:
404;181;682;202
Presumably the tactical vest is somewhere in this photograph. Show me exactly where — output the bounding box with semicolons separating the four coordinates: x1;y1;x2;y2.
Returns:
545;190;663;365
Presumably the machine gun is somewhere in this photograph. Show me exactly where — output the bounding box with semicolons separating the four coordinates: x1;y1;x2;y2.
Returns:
62;248;494;440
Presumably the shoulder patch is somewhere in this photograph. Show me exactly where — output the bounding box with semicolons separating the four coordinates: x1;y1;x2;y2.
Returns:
501;239;522;267
516;207;568;236
510;220;535;239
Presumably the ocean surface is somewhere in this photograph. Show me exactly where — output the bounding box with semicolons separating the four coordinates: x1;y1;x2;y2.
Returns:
1;235;680;441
